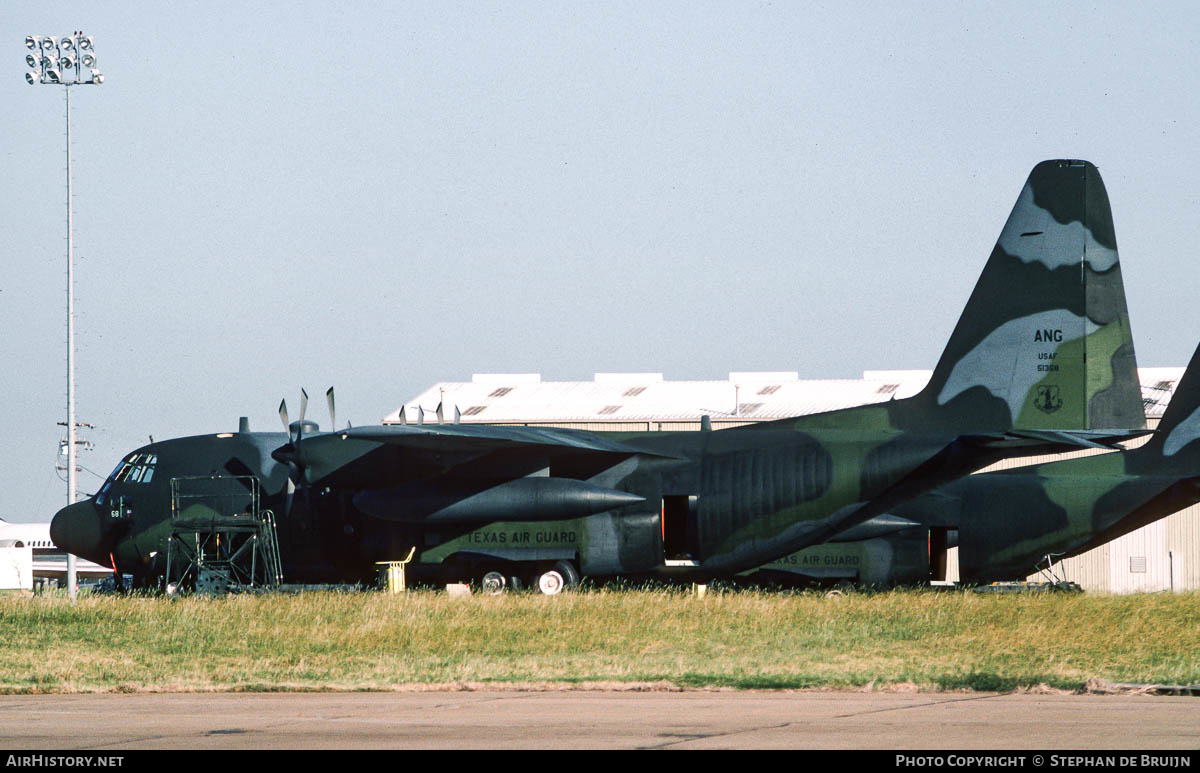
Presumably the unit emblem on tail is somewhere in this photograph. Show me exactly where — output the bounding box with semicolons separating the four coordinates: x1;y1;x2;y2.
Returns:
1035;385;1062;414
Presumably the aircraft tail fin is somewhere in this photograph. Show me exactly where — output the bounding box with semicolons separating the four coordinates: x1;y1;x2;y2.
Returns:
786;160;1142;436
1137;342;1200;465
906;159;1143;432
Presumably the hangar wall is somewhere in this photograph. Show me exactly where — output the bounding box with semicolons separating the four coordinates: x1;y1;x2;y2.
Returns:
393;369;1198;593
1044;505;1199;593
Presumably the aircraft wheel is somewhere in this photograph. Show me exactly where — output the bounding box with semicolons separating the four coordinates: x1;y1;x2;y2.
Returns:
825;581;854;598
534;560;579;595
481;571;507;595
555;560;581;589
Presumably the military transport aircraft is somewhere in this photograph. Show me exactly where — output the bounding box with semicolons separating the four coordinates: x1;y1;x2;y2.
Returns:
51;160;1147;593
848;338;1200;586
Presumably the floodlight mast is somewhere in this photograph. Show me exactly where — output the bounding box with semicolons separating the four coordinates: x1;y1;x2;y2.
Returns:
24;32;104;600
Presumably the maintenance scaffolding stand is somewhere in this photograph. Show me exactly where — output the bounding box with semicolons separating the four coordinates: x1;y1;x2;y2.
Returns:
165;475;283;595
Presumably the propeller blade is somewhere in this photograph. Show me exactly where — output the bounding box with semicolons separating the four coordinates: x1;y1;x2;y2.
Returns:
326;387;336;431
436;401;444;425
454;405;461;425
296;389;310;443
399;406;407;426
278;399;290;432
418;406;425;425
284;475;295;519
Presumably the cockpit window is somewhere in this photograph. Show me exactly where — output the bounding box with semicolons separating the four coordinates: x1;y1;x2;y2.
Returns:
97;453;158;504
107;459;129;482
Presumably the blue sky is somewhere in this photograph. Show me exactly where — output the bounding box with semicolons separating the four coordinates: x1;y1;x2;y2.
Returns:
4;2;1199;521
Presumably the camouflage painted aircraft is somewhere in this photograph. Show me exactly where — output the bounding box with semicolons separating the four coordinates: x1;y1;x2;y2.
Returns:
841;339;1200;586
51;160;1146;592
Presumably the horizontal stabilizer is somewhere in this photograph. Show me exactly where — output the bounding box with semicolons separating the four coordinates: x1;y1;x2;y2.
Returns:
961;427;1152;452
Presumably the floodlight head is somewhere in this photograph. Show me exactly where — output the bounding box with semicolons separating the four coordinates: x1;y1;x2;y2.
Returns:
25;71;37;85
78;36;93;51
26;54;38;68
40;54;55;68
90;70;103;84
41;37;58;52
81;53;96;68
58;54;75;70
59;36;74;51
25;35;39;50
46;69;60;83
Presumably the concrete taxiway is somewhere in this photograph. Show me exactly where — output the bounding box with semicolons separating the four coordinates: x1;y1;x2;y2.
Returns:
1;691;1197;749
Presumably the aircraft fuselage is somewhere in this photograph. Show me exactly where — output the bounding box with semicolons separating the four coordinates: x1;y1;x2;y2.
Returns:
50;422;969;587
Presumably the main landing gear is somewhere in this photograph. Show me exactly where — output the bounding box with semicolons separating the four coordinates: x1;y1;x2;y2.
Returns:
533;560;580;595
478;560;579;596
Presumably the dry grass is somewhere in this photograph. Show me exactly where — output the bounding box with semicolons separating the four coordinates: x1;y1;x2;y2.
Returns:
0;588;1196;694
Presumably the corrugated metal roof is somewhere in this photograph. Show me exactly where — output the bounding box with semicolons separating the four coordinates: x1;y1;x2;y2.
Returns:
385;370;926;424
1138;367;1185;419
386;367;1184;425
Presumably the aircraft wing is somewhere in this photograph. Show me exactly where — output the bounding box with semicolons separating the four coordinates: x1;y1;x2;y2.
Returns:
287;424;675;488
333;424;658;453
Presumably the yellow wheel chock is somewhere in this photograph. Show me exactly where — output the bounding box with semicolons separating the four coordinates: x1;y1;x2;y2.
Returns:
376;547;417;594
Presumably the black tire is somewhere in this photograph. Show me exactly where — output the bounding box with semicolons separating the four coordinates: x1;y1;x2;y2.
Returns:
533;560;580;595
554;559;580;589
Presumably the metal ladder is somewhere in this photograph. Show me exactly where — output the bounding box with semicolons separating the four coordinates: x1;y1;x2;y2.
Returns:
165;476;284;594
258;509;284;587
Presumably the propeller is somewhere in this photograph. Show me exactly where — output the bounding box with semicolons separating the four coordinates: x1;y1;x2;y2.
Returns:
275;385;342;464
279;388;327;440
403;402;458;426
408;401;458;426
273;387;331;525
275;388;315;486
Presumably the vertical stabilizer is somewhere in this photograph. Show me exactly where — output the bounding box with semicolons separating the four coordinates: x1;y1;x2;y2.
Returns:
909;160;1142;432
1137;342;1200;466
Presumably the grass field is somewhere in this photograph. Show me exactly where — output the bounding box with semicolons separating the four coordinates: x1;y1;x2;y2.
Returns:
1;588;1197;694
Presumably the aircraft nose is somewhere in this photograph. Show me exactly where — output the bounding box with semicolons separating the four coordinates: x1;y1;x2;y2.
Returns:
50;501;108;563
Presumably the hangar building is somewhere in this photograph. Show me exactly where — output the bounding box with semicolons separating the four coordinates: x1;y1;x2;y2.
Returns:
390;369;1198;593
